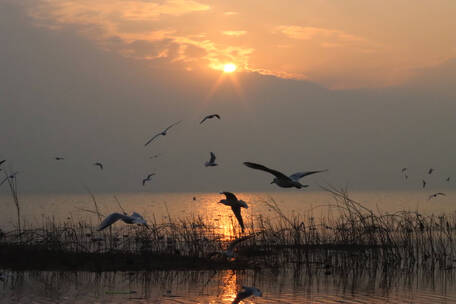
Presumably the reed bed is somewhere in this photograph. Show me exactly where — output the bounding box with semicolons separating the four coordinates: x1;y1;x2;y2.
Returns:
1;185;456;271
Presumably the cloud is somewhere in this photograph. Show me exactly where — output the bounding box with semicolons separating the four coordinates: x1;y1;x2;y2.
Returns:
276;25;377;50
222;30;247;37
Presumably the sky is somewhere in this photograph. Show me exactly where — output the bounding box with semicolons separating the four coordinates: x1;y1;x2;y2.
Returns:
1;0;456;193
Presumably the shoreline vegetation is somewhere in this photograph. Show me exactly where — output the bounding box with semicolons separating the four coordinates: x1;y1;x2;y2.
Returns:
1;171;456;272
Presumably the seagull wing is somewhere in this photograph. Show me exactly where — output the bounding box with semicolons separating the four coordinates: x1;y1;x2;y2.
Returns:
214;114;221;119
163;120;182;132
243;162;289;180
97;213;128;231
232;290;252;304
231;206;244;232
200;116;209;124
0;160;6;166
145;133;162;146
209;152;216;163
289;169;328;181
221;191;238;201
227;234;256;252
437;192;446;196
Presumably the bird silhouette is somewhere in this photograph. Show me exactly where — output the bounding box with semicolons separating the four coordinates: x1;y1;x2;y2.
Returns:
200;114;221;124
218;192;248;232
142;173;155;186
205;152;218;167
93;162;103;170
244;161;327;189
144;120;182;146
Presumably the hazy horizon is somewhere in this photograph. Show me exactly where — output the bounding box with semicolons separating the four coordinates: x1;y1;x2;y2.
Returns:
1;1;456;194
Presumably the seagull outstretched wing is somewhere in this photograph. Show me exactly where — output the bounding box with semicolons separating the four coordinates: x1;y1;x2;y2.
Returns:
145;133;161;146
243;162;289;180
289;169;328;181
231;206;244;232
97;213;129;231
220;191;238;201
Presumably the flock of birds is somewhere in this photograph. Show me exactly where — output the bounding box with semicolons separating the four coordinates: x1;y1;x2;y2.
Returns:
401;167;449;200
1;114;453;303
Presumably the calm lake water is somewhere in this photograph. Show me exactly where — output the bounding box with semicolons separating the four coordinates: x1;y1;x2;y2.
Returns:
1;191;456;303
1;267;456;303
0;191;454;230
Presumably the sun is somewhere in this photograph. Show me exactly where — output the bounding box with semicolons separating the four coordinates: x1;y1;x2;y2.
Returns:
223;63;237;73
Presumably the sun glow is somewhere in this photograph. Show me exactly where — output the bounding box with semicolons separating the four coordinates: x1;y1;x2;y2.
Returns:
223;63;237;73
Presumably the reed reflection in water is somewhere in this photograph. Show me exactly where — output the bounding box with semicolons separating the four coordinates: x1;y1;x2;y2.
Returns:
1;264;456;303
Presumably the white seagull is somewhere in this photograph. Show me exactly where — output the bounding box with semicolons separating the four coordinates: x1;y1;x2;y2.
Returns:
232;286;262;304
144;120;182;146
218;192;248;232
205;152;218;167
142;173;156;186
428;192;446;200
200;114;220;124
97;212;148;231
244;162;327;189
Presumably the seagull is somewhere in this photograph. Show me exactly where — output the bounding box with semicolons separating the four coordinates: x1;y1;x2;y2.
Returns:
401;168;407;173
232;286;262;304
200;114;220;124
428;192;446;200
224;234;257;258
55;157;64;160
422;180;427;189
149;153;161;159
97;212;148;231
144;120;182;146
218;192;248;232
428;168;434;175
243;162;327;189
205;152;218;167
93;162;103;170
142;173;155;186
446;177;450;182
0;172;19;187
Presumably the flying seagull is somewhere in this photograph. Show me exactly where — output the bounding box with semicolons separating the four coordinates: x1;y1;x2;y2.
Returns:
428;192;446;200
224;233;258;258
97;212;148;231
422;179;427;189
218;192;248;232
205;152;218;167
446;177;450;182
93;162;103;170
401;168;407;173
232;286;262;304
428;168;434;175
200;114;220;124
144;120;182;146
142;173;156;186
243;162;327;189
55;157;64;160
0;172;19;187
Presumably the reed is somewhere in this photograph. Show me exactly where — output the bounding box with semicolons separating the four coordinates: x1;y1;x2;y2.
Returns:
1;186;456;271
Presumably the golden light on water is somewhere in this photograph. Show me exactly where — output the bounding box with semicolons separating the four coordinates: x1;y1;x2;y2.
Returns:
223;63;237;73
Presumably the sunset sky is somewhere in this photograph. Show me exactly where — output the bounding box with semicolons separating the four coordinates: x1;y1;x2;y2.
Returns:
1;0;456;193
